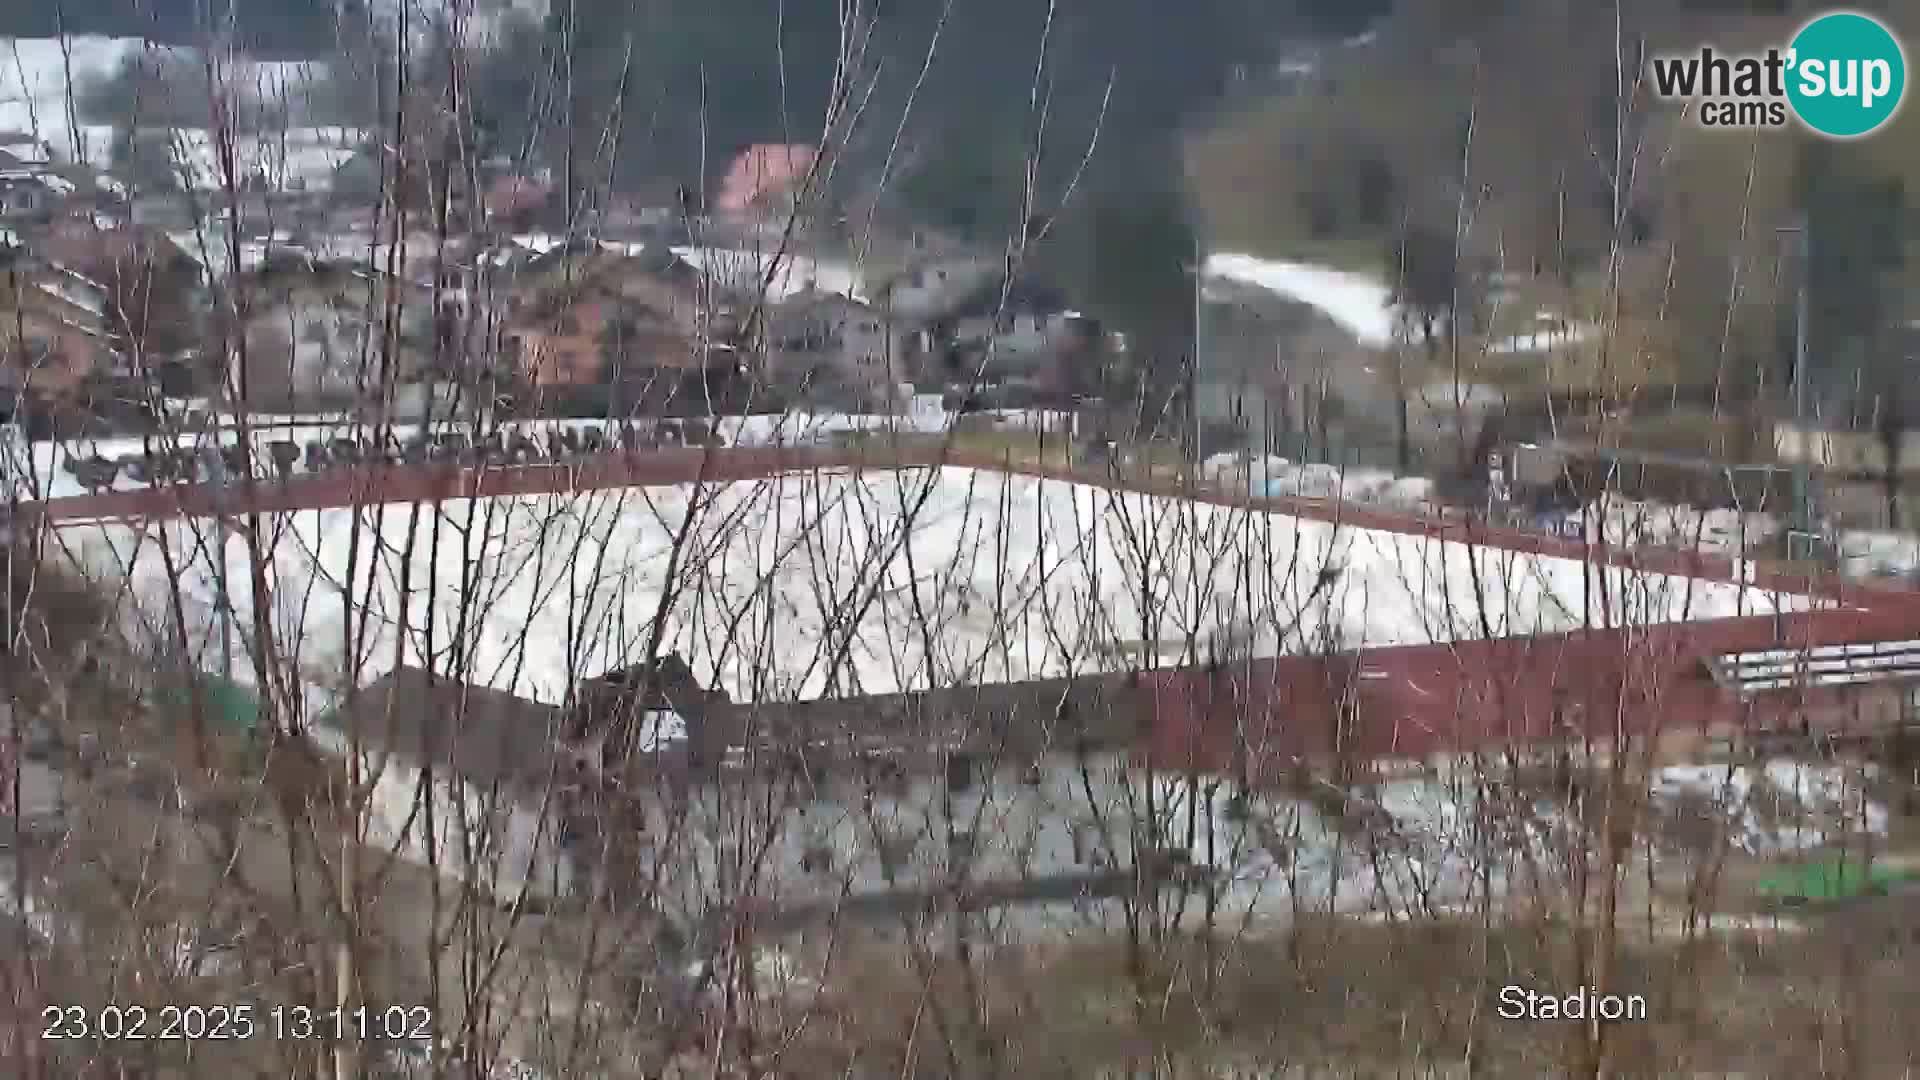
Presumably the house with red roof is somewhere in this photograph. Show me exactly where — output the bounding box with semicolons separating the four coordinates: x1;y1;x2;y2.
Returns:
483;175;555;227
714;143;817;220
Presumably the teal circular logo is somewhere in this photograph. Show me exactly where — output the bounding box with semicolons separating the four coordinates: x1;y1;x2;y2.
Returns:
1787;12;1907;138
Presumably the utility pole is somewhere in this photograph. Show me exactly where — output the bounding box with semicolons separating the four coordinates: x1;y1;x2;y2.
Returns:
1778;215;1816;557
1193;227;1204;473
211;438;233;684
1793;214;1812;539
217;522;233;683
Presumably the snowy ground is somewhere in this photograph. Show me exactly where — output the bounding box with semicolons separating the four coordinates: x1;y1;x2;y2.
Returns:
1840;529;1920;579
1;36;145;164
1205;252;1401;347
150;124;362;192
1489;313;1599;354
50;468;1806;709
671;245;863;302
1;37;329;170
1535;499;1782;558
1204;252;1605;360
1220;757;1885;914
988;757;1884;941
1653;759;1888;855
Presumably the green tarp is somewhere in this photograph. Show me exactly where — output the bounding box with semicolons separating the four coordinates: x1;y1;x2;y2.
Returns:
162;674;263;736
1756;856;1919;903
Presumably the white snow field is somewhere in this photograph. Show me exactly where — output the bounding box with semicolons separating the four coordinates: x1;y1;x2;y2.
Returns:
53;467;1806;709
1839;529;1920;580
1209;757;1883;909
1488;312;1599;354
1654;760;1889;856
1205;252;1401;346
1203;253;1604;360
146;123;362;192
671;245;863;302
1;36;145;164
1;37;328;169
986;756;1882;941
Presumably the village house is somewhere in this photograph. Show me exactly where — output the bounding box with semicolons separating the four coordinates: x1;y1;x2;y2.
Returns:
1774;417;1904;477
511;292;619;388
28;220;206;361
864;250;1001;328
1771;309;1920;486
0;169;76;223
0;253;117;396
482;174;557;231
127;190;199;231
227;255;437;410
319;653;733;909
763;288;910;401
1194;293;1389;460
506;247;749;410
933;278;1099;389
596;185;693;240
0;134;53;168
320;666;584;906
510;245;717;332
715;143;817;224
599;248;719;333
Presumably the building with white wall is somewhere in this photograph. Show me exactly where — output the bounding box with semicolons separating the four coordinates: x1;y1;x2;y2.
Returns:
865;254;1000;326
765;289;911;395
317;667;584;907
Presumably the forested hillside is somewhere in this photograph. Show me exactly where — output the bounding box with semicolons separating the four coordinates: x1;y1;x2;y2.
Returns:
12;0;1394;360
466;0;1389;351
52;0;1917;399
1187;0;1920;406
2;0;351;55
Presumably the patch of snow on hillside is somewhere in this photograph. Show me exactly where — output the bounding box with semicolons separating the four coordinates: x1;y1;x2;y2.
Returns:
1840;529;1920;579
0;36;148;162
1217;759;1883;924
1006;757;1884;938
1017;758;1880;938
509;232;567;255
672;245;863;302
1654;760;1885;855
2;37;338;171
1488;311;1598;354
164;230;292;278
146;124;361;193
1205;253;1400;347
37;278;102;316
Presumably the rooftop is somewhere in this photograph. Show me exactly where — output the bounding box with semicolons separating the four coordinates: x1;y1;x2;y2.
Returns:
322;665;571;791
715;143;817;216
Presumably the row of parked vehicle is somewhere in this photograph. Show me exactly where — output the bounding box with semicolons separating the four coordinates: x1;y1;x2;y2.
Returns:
1199;452;1439;510
54;419;729;492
